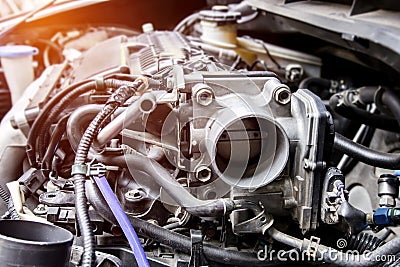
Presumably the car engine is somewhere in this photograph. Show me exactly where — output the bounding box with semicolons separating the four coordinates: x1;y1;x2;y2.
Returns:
0;0;400;266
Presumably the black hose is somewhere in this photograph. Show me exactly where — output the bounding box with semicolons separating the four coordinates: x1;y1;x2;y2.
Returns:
41;114;70;170
86;181;116;224
357;86;378;104
334;132;400;169
129;216;280;266
382;89;400;128
299;77;332;90
66;105;127;153
329;93;399;132
340;125;376;175
347;232;384;253
27;79;97;166
330;86;400;132
73;79;147;267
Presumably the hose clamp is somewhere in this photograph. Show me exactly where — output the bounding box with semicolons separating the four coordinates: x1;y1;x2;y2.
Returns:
95;77;106;92
304;236;320;259
71;164;88;176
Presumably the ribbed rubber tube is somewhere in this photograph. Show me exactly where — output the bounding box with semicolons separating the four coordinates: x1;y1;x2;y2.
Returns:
93;175;149;267
0;184;19;220
73;78;146;267
74;105;117;267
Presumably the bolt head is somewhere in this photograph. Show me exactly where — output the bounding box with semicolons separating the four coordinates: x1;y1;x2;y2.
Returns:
274;87;291;105
196;88;213;106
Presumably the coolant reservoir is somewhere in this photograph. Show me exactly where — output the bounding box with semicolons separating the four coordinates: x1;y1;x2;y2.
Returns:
200;5;241;48
0;45;38;104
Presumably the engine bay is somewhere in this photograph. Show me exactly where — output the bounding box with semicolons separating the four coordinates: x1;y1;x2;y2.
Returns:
0;0;400;266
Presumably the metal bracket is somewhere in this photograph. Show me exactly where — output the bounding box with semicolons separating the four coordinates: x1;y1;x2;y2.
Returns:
39;191;75;207
189;230;207;267
232;205;274;235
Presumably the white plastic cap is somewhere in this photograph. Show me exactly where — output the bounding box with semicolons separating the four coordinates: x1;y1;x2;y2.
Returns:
142;23;154;33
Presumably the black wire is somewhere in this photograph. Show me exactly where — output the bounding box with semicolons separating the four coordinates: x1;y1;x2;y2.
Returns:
259;41;282;70
249;59;268;71
34;38;64;64
229;55;243;71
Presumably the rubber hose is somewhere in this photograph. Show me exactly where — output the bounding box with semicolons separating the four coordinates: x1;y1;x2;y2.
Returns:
41;114;70;170
86;181;117;224
27;79;96;165
382;89;400;128
329;94;399;132
299;77;331;90
357;86;378;104
37;82;98;160
131;215;282;266
28;76;148;166
74;103;118;267
334;133;400;169
340;125;376;175
358;86;400;127
347;232;384;253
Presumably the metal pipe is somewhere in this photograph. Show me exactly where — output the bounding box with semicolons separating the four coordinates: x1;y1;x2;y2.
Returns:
97;92;157;146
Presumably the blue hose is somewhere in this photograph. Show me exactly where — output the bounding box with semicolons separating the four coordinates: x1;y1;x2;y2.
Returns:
93;175;150;267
